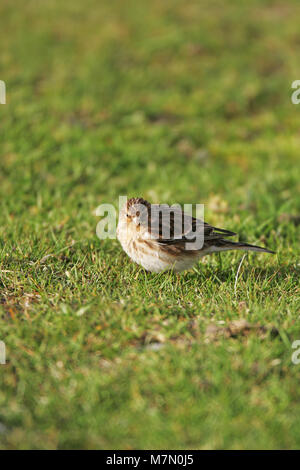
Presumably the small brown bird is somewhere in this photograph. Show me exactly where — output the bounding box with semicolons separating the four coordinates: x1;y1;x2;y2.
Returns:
117;197;274;273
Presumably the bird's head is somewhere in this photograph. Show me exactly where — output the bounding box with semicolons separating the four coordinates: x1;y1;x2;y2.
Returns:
124;197;150;226
117;197;151;241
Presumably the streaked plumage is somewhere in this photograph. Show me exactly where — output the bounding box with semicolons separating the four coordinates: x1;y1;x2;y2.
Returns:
116;197;274;273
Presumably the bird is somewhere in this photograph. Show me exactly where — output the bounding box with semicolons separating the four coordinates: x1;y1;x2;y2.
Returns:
116;197;275;273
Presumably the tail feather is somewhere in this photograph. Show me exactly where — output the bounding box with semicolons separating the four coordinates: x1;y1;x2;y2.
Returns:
233;241;275;254
206;239;275;254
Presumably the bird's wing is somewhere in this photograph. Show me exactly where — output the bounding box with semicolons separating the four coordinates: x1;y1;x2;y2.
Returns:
140;204;236;247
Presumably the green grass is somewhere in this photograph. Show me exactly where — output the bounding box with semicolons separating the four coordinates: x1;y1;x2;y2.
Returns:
0;0;300;449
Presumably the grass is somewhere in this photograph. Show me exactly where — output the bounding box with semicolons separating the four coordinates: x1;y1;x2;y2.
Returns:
0;0;299;449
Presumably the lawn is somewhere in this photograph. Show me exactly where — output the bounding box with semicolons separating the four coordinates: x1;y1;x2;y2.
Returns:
0;0;299;449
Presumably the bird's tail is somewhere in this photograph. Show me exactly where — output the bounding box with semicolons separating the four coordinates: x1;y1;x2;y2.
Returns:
206;239;275;254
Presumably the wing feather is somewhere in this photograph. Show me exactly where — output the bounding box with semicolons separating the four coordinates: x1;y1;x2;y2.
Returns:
138;204;236;248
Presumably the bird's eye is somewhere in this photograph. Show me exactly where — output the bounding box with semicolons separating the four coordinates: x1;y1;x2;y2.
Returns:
136;211;140;217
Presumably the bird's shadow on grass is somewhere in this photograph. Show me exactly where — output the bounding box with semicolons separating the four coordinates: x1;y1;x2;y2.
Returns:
186;262;299;286
138;258;299;288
